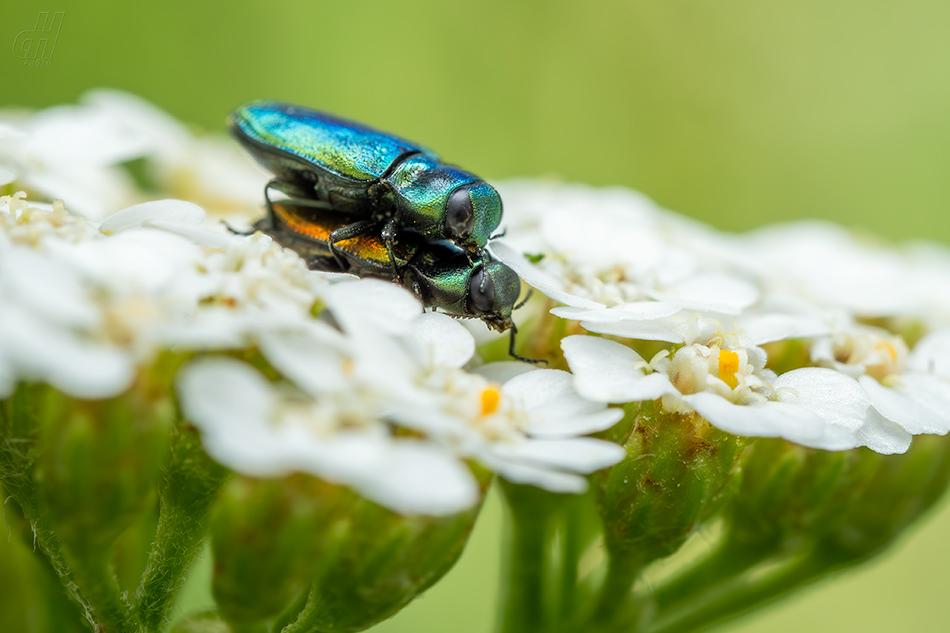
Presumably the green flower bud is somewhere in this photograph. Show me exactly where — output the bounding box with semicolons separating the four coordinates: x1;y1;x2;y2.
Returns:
299;500;485;632
589;401;746;625
209;475;352;631
1;377;177;633
816;433;950;564
726;438;875;553
598;401;746;566
639;436;950;633
33;387;172;558
280;468;492;633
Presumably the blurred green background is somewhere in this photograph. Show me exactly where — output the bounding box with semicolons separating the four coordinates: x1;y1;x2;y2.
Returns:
3;1;950;631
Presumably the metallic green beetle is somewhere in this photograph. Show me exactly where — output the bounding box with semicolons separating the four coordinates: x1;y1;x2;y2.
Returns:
258;199;528;350
229;101;503;271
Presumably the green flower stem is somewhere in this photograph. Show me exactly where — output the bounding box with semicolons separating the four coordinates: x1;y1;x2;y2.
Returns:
5;479;133;633
23;514;100;629
66;553;139;633
136;423;229;632
643;536;769;618
279;586;321;633
556;504;582;627
642;550;827;633
498;481;559;633
587;553;644;629
28;533;90;633
270;586;314;633
1;386;105;630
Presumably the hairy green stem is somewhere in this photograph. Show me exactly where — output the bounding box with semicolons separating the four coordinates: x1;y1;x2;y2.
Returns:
136;425;228;632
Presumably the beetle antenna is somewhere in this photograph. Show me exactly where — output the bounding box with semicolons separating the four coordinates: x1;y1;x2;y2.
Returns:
508;324;546;365
514;288;534;311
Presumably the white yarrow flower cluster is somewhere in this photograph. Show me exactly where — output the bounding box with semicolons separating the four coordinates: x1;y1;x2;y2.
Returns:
1;188;623;515
493;180;950;454
0;90;266;221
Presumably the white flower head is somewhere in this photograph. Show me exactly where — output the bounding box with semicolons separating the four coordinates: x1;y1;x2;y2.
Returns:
490;182;762;345
2;189;625;515
562;332;913;455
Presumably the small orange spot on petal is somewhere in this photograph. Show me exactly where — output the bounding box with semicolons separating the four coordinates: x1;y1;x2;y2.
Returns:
341;357;354;375
719;350;739;390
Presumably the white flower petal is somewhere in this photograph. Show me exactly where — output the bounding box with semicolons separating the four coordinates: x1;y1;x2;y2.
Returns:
562;335;677;403
473;361;537;384
98;199;205;234
350;441;479;515
1;307;134;399
909;328;950;378
2;247;99;328
489;437;625;473
501;368;624;437
490;241;604;309
177;356;273;438
647;273;759;315
740;312;832;345
860;374;950;436
578;318;684;343
521;408;624;439
773;368;912;454
0;165;15;187
408;312;475;370
551;301;681;323
485;459;589;494
683;392;826;445
257;328;350;396
324;279;422;335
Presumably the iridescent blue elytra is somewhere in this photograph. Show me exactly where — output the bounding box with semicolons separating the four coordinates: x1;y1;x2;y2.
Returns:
229;101;503;265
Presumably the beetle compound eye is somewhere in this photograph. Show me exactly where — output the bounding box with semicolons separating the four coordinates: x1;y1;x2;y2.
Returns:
469;266;495;313
445;186;475;241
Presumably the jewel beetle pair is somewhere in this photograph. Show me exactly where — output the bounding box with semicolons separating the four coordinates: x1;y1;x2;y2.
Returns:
229;101;503;271
229;101;538;361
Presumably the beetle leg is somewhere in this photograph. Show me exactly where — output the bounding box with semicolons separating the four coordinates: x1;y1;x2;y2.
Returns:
328;219;378;269
508;324;547;365
220;219;256;236
265;180;336;220
381;218;400;281
265;178;312;200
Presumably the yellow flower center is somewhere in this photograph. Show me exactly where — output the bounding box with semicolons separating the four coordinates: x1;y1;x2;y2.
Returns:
719;349;739;390
480;385;502;416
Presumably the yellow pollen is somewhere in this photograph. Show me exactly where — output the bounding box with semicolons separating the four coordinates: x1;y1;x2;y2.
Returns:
341;357;354;375
876;340;897;361
481;385;502;416
719;350;739;390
